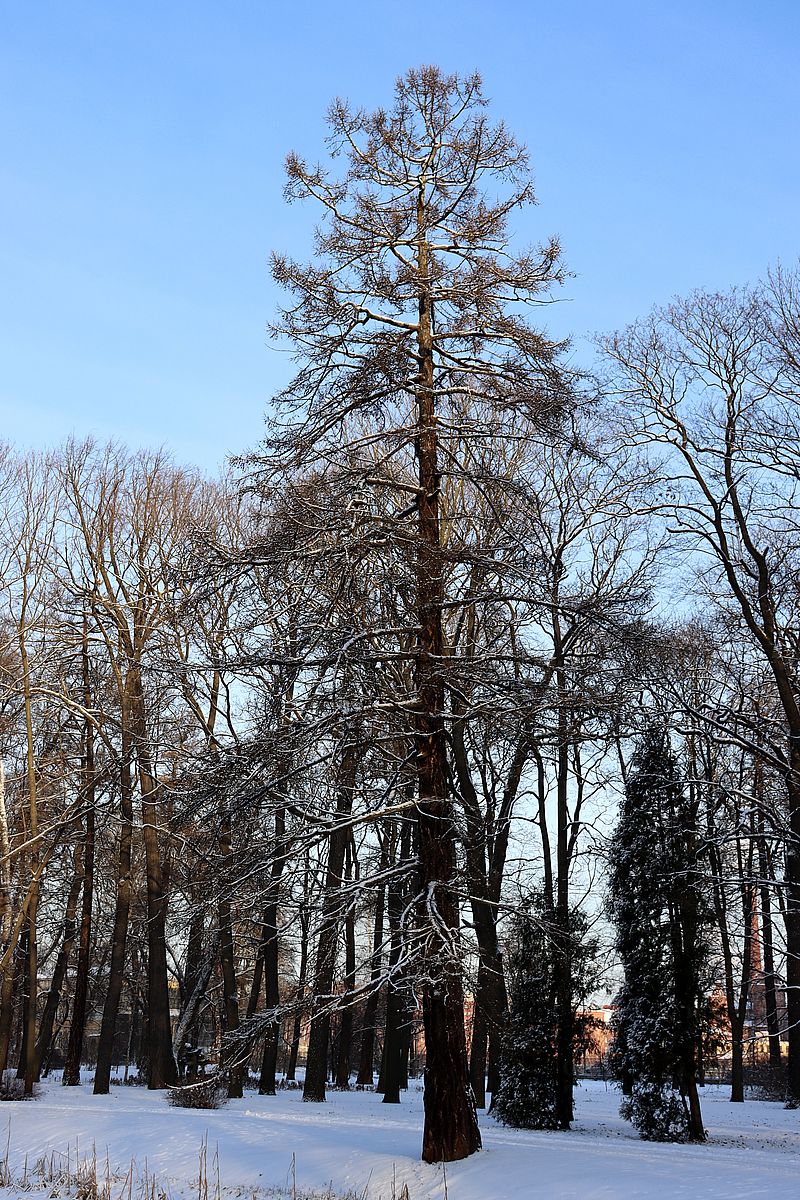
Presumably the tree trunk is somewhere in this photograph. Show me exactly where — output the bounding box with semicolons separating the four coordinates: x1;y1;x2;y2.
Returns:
334;840;356;1090
20;631;39;1098
468;980;487;1110
414;188;480;1164
783;738;800;1101
0;764;14;1080
16;926;30;1081
63;641;97;1086
553;666;574;1130
257;898;280;1095
94;686;135;1095
130;668;177;1089
730;1016;745;1104
33;838;83;1081
257;801;289;1096
758;825;783;1069
219;805;243;1100
355;832;388;1087
286;898;310;1083
173;903;211;1072
303;744;358;1102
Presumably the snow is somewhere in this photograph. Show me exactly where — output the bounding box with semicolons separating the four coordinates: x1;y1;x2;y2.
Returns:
0;1078;797;1199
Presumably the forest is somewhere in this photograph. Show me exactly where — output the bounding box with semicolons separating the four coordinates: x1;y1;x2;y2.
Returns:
2;66;800;1170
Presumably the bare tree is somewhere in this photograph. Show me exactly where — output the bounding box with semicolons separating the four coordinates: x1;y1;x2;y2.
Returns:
251;65;572;1162
604;275;800;1098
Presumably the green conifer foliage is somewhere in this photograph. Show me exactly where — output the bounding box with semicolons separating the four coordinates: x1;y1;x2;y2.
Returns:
608;727;707;1142
494;896;599;1129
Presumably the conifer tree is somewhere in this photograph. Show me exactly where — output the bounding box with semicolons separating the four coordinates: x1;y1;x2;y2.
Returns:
494;895;599;1129
608;727;707;1142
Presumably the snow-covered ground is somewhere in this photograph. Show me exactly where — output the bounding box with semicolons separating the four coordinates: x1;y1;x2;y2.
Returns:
1;1077;798;1199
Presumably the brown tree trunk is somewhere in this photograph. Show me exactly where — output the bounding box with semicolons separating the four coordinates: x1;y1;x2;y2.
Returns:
553;668;574;1130
94;687;135;1095
450;722;514;1110
0;963;16;1081
356;831;389;1087
257;801;289;1096
758;826;783;1069
63;634;97;1086
173;902;211;1072
414;189;480;1164
303;744;358;1102
61;803;95;1085
783;739;800;1101
469;969;488;1109
672;843;706;1141
380;819;409;1104
257;898;280;1095
33;838;83;1080
130;668;177;1089
334;839;356;1090
285;909;309;1083
218;804;243;1099
16;926;31;1083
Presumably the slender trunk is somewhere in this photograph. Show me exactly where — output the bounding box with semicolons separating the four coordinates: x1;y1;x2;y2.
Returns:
0;762;13;1077
672;823;705;1141
285;907;309;1083
553;664;573;1130
731;878;754;1105
758;823;782;1068
783;736;800;1100
381;979;403;1103
34;838;83;1080
16;928;30;1081
63;629;97;1086
19;630;38;1097
0;968;15;1080
356;832;389;1086
468;977;487;1109
173;903;210;1070
381;820;409;1104
258;802;289;1096
94;683;135;1094
303;743;358;1102
219;804;243;1099
450;724;511;1109
130;667;177;1089
335;840;357;1090
257;898;280;1095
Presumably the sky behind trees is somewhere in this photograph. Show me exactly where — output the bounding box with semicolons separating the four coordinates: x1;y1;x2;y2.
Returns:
2;1;798;470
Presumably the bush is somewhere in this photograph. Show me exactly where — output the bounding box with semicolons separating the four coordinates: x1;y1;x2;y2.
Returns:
0;1075;38;1101
620;1083;691;1142
167;1075;227;1109
744;1062;788;1102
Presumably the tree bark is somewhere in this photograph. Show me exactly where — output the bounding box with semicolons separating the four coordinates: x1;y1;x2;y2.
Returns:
414;185;481;1163
758;823;783;1069
218;804;243;1099
33;837;83;1081
303;743;358;1102
94;681;135;1095
129;667;177;1089
334;839;356;1090
285;908;309;1083
63;626;97;1086
356;830;389;1087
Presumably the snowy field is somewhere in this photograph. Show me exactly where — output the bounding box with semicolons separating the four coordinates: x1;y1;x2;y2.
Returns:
0;1077;798;1200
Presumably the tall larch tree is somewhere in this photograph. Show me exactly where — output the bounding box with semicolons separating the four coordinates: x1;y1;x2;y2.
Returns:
254;66;571;1162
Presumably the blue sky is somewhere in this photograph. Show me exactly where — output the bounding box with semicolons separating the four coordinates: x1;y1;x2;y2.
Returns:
2;2;798;472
